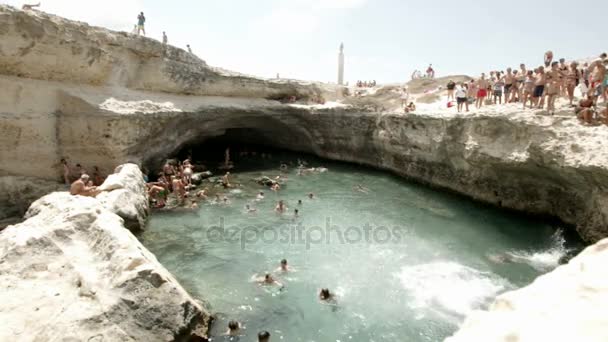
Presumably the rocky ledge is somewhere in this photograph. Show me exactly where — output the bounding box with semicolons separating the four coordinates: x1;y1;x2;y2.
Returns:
0;164;210;341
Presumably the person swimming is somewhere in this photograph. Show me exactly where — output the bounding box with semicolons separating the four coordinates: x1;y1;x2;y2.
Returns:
318;288;337;304
276;259;292;272
308;193;315;199
225;320;242;337
245;204;257;213
297;199;303;205
270;183;280;191
254;273;283;288
294;209;299;217
275;200;286;213
258;331;271;342
354;184;370;193
256;191;265;201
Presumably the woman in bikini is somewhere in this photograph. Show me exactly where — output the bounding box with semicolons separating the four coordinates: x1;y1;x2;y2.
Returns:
565;62;580;106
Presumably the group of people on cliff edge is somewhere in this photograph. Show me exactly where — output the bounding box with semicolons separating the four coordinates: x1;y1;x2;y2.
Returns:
445;52;607;122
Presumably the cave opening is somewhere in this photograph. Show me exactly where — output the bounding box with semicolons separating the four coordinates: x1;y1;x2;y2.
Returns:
146;126;317;180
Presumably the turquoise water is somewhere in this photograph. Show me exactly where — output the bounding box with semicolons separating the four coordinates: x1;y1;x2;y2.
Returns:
139;153;581;341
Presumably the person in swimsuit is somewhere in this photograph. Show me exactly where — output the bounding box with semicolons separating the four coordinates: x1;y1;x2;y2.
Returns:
493;73;504;105
70;174;100;197
446;80;456;101
60;158;71;185
476;73;489;109
576;94;595;124
546;62;562;114
533;67;547;108
254;273;283;287
182;159;193;186
222;172;232;188
587;54;607;105
504;68;515;103
455;82;469;112
319;288;337;305
522;70;536;109
565;62;580;106
544;51;553;68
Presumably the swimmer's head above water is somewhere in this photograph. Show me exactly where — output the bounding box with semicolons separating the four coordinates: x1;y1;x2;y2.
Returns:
319;288;332;301
258;331;271;342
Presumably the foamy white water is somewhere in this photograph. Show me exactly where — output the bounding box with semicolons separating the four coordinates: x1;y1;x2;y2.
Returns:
507;229;568;271
395;262;509;321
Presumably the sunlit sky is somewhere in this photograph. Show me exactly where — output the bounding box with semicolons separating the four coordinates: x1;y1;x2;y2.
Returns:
4;0;607;83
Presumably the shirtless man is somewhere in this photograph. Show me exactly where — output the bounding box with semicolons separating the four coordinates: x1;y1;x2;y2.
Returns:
533;67;547;108
544;51;553;68
254;273;283;287
22;2;40;10
70;174;100;197
587;53;607;104
256;191;265;201
504;68;515;103
546;62;563;113
476;73;489;109
516;64;527;102
575;94;595;124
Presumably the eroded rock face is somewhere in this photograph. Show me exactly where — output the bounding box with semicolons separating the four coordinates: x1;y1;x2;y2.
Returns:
0;164;210;341
446;238;608;342
0;5;332;99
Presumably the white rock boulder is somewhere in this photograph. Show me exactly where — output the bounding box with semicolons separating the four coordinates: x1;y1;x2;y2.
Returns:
0;164;210;341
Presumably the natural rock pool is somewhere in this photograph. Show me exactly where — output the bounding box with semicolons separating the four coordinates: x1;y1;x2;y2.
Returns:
139;151;582;341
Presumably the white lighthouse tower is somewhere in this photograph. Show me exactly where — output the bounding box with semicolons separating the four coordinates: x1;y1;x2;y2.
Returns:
337;43;344;85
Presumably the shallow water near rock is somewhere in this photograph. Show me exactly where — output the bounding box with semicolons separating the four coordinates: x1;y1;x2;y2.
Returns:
139;152;583;341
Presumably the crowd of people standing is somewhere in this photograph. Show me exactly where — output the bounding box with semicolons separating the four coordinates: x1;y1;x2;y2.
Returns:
446;52;607;123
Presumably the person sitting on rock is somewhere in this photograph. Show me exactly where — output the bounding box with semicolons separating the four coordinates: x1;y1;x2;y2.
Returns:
22;2;40;10
222;172;232;188
576;94;596;125
70;174;100;197
147;183;166;208
404;102;416;113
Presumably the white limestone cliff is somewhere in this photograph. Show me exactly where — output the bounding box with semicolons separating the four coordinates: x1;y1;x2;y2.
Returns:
0;164;210;341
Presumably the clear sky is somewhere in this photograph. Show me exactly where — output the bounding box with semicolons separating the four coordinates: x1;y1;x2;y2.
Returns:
5;0;607;83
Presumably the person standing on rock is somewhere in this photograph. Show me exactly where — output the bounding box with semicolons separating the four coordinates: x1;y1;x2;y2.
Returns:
137;12;146;36
475;73;489;109
60;158;70;185
162;31;167;45
70;174;100;197
187;44;193;54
